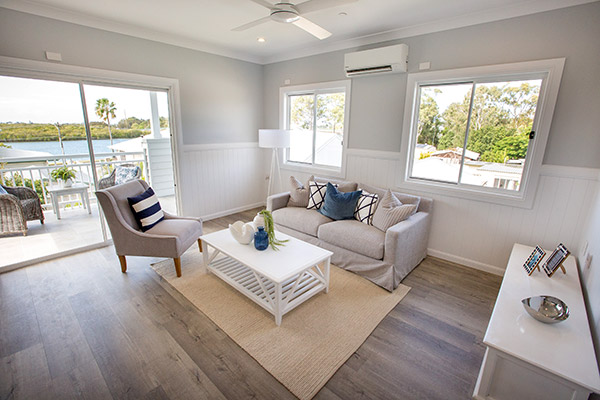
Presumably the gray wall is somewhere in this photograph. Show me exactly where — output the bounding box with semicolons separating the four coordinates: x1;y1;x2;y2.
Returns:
263;2;600;168
580;186;600;365
0;8;263;146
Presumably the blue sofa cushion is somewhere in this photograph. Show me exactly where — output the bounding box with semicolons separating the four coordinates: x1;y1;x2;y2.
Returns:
319;183;362;221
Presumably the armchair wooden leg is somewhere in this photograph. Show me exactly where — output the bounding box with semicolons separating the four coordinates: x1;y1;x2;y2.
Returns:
198;239;203;253
118;255;127;273
174;257;182;277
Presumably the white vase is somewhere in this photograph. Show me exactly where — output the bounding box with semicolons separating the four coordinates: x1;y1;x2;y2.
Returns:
62;178;73;188
252;213;265;231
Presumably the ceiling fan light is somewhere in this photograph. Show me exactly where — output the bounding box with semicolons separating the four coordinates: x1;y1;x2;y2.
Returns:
271;10;300;23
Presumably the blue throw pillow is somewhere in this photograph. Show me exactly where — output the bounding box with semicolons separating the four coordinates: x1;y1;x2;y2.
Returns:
0;185;7;195
319;182;362;220
127;187;164;231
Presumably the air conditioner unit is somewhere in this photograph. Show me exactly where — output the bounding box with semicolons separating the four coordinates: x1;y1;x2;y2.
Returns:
344;44;408;77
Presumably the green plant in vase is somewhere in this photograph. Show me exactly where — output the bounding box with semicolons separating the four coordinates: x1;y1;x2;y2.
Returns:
258;209;289;250
51;165;76;186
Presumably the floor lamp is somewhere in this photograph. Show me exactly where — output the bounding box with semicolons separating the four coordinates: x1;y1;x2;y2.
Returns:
259;129;290;197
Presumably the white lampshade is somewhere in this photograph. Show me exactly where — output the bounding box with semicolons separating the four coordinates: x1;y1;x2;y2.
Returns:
259;129;291;148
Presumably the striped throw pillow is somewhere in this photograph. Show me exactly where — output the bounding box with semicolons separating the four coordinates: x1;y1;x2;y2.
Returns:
127;187;164;231
372;189;417;232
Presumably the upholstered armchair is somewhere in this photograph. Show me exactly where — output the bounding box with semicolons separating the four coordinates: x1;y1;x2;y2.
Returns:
98;164;142;190
95;179;202;277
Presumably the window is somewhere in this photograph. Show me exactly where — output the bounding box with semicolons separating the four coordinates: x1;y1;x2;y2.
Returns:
400;59;565;207
280;80;350;174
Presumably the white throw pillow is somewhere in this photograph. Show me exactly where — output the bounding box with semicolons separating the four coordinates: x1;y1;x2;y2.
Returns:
372;189;417;232
354;190;379;225
307;180;337;210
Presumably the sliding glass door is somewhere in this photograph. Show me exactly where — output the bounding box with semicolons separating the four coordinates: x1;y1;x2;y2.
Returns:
81;84;177;215
0;73;179;267
0;75;105;266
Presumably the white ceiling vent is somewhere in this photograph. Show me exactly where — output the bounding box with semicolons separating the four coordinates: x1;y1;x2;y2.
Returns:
344;44;408;77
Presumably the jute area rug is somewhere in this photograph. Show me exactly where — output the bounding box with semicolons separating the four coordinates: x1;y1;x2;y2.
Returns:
151;249;410;400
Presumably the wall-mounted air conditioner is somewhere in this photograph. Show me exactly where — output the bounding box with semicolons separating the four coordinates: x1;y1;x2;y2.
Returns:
344;44;408;77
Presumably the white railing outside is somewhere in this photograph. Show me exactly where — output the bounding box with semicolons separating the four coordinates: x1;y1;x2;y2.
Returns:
0;151;148;208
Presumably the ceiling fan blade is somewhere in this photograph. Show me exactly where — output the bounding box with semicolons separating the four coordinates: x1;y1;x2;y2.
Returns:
296;0;358;15
232;16;272;31
249;0;274;9
292;16;332;40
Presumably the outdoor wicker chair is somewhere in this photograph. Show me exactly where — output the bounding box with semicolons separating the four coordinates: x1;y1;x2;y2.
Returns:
97;164;142;190
0;185;44;236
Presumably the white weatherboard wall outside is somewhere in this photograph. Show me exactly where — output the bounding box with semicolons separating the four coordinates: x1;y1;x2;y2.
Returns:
143;137;174;197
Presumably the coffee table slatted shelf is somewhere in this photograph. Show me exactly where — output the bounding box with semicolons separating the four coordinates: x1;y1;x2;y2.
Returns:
201;229;333;325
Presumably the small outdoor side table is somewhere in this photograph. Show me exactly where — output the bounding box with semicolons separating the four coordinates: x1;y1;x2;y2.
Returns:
47;183;91;220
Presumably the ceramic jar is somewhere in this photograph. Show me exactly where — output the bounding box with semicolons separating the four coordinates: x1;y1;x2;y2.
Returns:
252;213;264;231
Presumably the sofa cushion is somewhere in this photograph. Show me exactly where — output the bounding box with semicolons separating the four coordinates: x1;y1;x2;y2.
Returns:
272;207;333;237
372;189;417;232
307;181;332;210
354;190;379;225
359;183;421;210
115;166;140;185
318;219;385;260
287;175;313;207
319;183;362;220
146;218;201;240
313;176;358;193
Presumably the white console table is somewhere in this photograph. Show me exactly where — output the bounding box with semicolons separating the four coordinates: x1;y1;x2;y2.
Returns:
474;243;600;400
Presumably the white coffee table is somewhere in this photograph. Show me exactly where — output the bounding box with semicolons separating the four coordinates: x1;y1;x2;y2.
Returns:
200;229;333;326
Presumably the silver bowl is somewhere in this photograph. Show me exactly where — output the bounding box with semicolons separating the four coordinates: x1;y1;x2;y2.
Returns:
522;295;569;324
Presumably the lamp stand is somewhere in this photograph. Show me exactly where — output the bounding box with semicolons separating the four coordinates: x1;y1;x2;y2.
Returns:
268;148;282;197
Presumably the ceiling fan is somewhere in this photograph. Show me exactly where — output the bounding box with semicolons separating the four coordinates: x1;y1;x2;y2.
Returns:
233;0;358;40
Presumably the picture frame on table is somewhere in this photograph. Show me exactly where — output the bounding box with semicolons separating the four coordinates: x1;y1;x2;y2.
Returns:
542;243;570;277
523;246;546;276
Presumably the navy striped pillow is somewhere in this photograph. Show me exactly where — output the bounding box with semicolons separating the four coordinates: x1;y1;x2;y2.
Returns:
127;187;164;231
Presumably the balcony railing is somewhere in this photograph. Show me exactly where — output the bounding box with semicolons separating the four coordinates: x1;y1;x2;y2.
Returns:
0;151;147;208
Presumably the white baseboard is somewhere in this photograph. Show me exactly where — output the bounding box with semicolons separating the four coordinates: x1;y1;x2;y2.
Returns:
201;201;265;221
427;248;506;276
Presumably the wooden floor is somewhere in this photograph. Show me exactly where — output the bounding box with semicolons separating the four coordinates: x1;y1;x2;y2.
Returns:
0;207;502;400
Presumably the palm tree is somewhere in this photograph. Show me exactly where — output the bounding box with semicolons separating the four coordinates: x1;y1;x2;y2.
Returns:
95;98;117;150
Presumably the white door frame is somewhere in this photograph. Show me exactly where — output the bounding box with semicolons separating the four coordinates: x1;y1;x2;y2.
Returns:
0;55;185;216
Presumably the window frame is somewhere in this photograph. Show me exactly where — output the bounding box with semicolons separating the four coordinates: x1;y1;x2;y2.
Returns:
398;58;565;208
279;80;351;178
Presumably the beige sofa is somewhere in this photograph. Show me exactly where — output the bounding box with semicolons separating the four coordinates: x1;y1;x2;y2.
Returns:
267;179;432;291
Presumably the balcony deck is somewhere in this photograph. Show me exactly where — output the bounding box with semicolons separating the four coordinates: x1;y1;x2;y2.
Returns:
1;195;176;270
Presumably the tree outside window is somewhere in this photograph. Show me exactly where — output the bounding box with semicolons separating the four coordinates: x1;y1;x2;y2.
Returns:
411;79;541;191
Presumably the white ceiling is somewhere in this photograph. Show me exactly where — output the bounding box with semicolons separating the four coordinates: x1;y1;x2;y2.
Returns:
0;0;596;64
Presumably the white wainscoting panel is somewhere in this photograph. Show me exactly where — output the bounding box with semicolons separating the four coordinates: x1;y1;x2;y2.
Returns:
280;149;599;275
179;143;269;220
